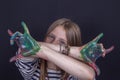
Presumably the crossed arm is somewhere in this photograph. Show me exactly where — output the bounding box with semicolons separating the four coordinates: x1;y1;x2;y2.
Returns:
38;42;82;60
35;41;113;79
36;42;96;80
8;29;95;79
8;22;114;80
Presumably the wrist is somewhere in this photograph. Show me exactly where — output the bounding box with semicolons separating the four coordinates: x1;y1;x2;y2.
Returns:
59;43;70;55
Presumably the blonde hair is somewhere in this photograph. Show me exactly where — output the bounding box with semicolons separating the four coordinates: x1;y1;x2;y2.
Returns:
40;18;82;80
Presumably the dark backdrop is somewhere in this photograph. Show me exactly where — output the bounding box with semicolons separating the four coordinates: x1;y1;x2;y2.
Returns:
0;0;119;80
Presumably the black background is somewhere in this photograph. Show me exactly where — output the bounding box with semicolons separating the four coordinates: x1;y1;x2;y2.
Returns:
0;0;119;80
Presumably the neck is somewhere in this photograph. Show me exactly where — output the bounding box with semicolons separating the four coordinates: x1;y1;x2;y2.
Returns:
47;61;60;70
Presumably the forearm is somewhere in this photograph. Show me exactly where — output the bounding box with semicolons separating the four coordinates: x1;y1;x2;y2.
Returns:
38;42;83;60
36;44;95;80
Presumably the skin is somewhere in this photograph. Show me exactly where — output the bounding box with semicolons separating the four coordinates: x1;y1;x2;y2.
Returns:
36;26;96;80
46;25;68;70
8;22;114;80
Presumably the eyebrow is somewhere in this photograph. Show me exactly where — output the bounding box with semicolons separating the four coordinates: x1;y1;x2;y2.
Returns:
49;33;55;36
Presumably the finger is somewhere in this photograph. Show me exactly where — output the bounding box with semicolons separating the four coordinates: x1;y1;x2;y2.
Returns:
7;29;15;45
97;43;104;50
9;54;23;62
8;29;14;36
105;46;114;54
92;33;103;43
21;21;30;34
18;48;22;54
102;46;114;57
9;56;16;62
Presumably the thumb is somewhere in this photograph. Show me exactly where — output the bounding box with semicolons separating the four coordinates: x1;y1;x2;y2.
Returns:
102;46;114;57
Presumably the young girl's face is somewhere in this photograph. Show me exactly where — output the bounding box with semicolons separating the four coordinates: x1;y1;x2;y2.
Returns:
45;25;67;45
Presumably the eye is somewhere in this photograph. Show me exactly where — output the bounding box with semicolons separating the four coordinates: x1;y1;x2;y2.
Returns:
59;39;66;45
46;34;55;42
47;34;55;39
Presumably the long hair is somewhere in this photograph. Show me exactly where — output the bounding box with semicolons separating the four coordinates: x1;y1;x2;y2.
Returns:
40;18;82;80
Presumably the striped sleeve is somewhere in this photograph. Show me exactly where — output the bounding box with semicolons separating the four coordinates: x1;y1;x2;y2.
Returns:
14;52;94;80
15;52;40;80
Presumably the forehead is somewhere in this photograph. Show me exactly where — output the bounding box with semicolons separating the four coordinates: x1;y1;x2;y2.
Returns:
50;25;67;40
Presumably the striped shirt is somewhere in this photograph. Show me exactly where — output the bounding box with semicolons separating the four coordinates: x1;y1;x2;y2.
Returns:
15;57;79;80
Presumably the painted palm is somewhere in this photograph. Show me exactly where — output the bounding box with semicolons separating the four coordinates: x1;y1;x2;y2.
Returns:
81;33;104;75
9;21;40;62
8;22;114;75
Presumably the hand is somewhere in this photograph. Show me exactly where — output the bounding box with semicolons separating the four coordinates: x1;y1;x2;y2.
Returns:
8;21;40;62
80;33;114;75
